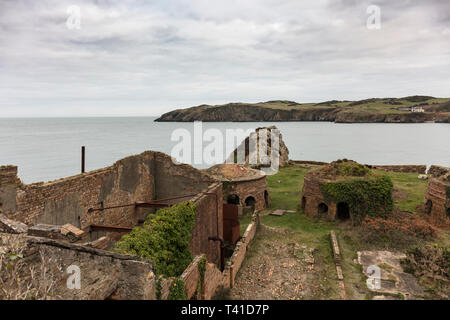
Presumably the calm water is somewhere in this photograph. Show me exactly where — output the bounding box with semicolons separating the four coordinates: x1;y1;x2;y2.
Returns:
0;117;449;184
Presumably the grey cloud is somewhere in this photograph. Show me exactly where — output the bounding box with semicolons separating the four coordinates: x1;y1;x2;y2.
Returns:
0;0;449;117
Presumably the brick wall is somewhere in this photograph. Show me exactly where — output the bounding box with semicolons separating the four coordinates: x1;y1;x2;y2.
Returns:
301;175;337;220
373;164;427;174
424;178;450;222
1;152;159;228
0;151;218;247
224;177;269;211
170;212;261;300
226;212;259;289
190;183;223;264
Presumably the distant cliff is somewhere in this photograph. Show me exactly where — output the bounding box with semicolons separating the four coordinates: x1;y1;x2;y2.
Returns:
155;97;450;123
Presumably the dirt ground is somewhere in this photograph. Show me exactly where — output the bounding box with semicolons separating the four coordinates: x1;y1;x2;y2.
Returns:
228;225;340;300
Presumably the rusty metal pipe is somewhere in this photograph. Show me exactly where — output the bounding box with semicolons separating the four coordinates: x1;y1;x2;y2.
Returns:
90;224;132;232
81;146;85;173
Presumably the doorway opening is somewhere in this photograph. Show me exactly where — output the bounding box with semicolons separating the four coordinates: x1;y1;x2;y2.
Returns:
337;202;350;221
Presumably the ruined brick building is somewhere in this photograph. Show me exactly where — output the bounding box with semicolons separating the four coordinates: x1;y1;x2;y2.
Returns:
301;160;393;222
425;165;450;222
203;164;270;213
0;151;233;299
0;151;223;261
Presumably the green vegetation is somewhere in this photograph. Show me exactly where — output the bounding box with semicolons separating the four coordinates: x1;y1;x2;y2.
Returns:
114;202;196;277
194;255;207;300
336;161;370;176
375;170;428;213
171;97;450;115
239;215;252;236
320;176;394;223
265;165;310;210
248;164;448;299
168;278;188;300
401;245;449;298
257;165;340;298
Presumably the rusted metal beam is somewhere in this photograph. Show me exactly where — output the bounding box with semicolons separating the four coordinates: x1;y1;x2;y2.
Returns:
135;201;170;208
87;193;201;213
89;224;132;232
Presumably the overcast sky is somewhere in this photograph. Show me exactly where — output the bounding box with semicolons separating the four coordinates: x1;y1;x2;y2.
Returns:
1;0;449;117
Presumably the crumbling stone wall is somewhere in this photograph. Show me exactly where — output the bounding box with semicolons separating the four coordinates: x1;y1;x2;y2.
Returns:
1;150;223;270
373;164;427;174
1;234;155;300
429;165;450;178
0;152;158;229
153;153;213;202
424;178;450;222
424;165;450;222
0;151;215;228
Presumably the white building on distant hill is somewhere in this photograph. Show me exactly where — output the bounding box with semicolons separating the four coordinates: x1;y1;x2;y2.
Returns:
411;106;425;112
398;106;425;112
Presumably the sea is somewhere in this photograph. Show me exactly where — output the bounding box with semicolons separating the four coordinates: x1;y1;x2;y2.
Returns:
0;117;449;184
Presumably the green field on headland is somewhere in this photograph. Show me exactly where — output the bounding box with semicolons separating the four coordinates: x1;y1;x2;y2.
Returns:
156;96;450;123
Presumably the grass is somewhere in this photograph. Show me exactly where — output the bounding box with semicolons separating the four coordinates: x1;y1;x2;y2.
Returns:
236;164;447;299
265;165;310;210
259;165;340;298
239;215;252;236
374;170;428;213
258;165;439;298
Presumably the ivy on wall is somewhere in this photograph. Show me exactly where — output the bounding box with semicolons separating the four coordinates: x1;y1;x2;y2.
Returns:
320;175;394;223
113;202;197;277
168;278;188;300
194;256;207;300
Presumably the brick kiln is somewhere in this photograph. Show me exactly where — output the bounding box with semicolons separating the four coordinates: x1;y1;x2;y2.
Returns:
424;165;450;222
203;163;270;213
301;159;393;222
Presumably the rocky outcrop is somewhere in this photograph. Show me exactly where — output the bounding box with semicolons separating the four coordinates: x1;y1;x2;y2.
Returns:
155;101;450;123
156;104;339;122
225;126;289;168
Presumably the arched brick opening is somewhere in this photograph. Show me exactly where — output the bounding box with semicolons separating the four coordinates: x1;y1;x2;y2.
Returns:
318;203;328;214
425;200;433;215
227;194;240;205
245;196;256;208
446;207;450;218
337;202;350;221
